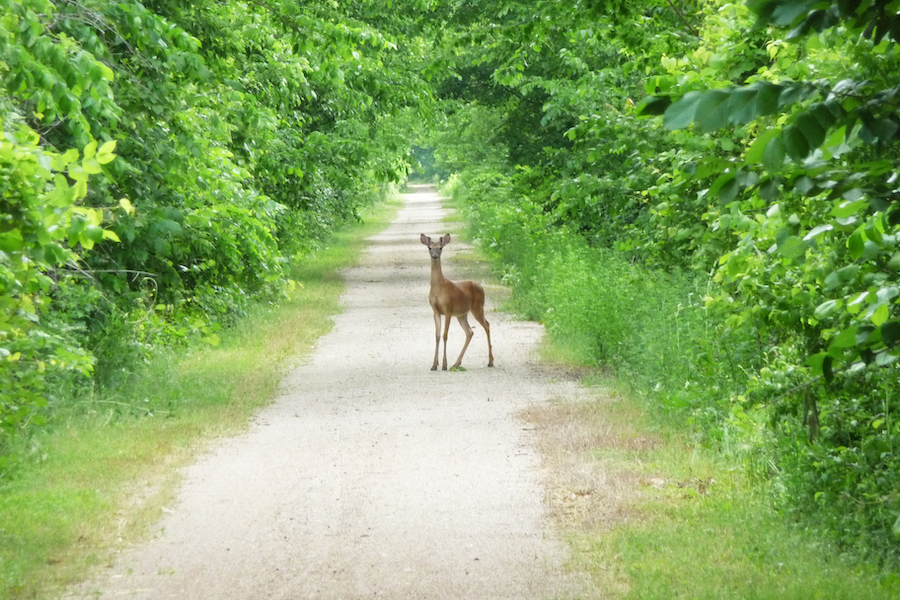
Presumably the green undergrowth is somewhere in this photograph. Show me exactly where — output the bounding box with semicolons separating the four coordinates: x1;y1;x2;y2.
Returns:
446;171;900;569
0;195;403;600
539;367;900;599
443;179;900;596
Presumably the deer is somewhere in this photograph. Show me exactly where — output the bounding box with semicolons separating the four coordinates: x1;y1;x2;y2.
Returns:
420;234;494;371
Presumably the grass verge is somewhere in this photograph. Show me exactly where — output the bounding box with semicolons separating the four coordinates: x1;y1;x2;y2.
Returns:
525;370;900;599
0;195;404;600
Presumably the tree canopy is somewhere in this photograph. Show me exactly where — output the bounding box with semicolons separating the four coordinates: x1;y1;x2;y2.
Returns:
1;0;433;438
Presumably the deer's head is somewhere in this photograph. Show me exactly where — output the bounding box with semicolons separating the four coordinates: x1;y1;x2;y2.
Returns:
420;234;450;262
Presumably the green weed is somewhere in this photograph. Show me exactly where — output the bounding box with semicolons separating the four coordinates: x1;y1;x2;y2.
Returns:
451;172;899;595
527;388;900;600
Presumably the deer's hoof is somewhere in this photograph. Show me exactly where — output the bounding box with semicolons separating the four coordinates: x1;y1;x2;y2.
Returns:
430;365;438;371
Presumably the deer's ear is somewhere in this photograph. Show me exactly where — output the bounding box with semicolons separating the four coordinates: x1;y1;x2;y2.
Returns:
420;234;430;245
441;234;451;246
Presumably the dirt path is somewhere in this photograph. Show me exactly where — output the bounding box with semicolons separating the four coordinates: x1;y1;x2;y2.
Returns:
67;186;586;599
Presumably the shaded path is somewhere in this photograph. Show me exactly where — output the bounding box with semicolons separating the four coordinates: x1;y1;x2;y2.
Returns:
67;186;581;599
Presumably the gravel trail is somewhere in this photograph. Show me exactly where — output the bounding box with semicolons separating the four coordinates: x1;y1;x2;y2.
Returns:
67;186;582;599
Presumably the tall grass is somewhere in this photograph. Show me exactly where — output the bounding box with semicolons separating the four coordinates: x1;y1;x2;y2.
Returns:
447;174;900;597
0;195;403;600
527;397;900;599
447;176;752;428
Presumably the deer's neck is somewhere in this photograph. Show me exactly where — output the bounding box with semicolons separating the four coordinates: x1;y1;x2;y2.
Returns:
430;258;446;289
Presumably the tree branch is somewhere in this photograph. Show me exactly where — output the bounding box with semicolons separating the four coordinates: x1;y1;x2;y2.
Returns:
665;0;699;38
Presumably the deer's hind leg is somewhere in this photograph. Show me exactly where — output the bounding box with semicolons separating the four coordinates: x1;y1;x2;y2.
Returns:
451;314;474;370
471;309;493;367
470;289;494;367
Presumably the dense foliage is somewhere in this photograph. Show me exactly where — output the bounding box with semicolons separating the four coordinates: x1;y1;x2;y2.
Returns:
430;0;900;566
1;0;428;459
3;0;899;572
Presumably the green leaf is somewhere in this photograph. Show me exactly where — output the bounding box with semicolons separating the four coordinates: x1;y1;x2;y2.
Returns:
48;174;76;207
814;299;841;319
861;118;899;144
664;91;704;130
882;321;900;347
759;178;780;201
876;351;898;367
83;140;98;160
96;139;117;165
809;102;838;131
848;291;869;314
85;225;104;244
99;63;114;81
718;177;740;204
793;176;815;195
746;128;780;164
856;324;877;345
888;252;900;271
98;139;117;155
779;82;814;107
787;19;811;40
0;229;25;253
724;86;759;124
156;219;183;235
52;148;80;170
762;135;786;171
43;242;71;265
829;325;859;351
755;82;782;116
865;221;884;244
871;303;890;327
806;351;828;376
695;89;733;133
863;240;880;260
772;1;816;26
837;264;860;282
803;224;833;241
68;162;89;182
782;125;810;160
73;179;87;200
796;112;826;149
837;0;862;18
831;199;867;218
636;95;671;117
777;235;807;258
83;157;102;174
710;172;738;203
848;230;865;259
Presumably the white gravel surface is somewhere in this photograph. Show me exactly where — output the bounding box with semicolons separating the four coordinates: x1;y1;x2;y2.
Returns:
66;186;584;599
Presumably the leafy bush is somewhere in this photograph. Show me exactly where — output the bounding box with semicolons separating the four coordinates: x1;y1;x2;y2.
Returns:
432;0;900;566
0;114;116;448
451;169;755;422
1;0;421;462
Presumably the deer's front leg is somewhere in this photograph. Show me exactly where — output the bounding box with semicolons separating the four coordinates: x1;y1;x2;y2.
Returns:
441;312;453;371
431;311;441;371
